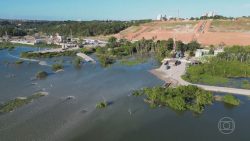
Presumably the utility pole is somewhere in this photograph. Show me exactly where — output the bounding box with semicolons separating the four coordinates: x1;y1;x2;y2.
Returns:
178;9;180;20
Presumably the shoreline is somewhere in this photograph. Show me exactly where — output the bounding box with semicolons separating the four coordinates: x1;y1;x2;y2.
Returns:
150;59;250;96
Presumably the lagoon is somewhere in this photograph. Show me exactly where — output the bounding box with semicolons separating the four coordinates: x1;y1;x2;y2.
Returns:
0;47;250;141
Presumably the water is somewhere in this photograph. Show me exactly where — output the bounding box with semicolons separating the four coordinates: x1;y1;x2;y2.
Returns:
0;47;250;141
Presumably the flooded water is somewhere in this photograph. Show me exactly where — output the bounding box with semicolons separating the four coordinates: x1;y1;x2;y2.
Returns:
0;47;250;141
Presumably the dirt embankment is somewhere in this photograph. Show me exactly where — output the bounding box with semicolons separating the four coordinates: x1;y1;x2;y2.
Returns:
115;19;250;46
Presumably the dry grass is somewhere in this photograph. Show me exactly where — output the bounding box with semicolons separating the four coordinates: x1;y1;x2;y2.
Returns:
210;19;250;32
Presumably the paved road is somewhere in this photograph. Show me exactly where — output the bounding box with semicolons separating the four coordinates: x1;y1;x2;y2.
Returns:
154;60;250;96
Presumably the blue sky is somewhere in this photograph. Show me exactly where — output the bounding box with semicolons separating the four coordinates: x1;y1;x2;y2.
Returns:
0;0;250;20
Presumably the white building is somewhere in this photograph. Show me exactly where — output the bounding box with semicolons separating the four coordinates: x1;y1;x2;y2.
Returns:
156;14;167;21
195;49;210;58
202;11;216;17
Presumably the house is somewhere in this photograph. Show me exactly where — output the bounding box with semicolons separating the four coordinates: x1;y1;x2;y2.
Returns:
214;49;224;56
195;49;210;58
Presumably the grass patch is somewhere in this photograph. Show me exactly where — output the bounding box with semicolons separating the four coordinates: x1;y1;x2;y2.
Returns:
0;92;47;113
120;58;146;66
223;94;240;106
15;60;24;65
52;64;63;71
241;80;250;89
73;57;83;68
36;71;48;79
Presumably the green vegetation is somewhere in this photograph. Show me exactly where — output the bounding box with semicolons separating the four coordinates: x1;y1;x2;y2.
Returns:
132;89;144;96
223;95;240;106
0;42;60;50
96;101;108;109
15;60;24;65
120;58;146;66
52;64;63;71
0;42;15;50
242;80;250;89
133;85;213;114
0;20;151;37
96;37;200;66
0;92;47;113
36;71;48;79
97;55;115;67
73;57;83;68
21;50;78;58
81;47;96;55
183;46;250;85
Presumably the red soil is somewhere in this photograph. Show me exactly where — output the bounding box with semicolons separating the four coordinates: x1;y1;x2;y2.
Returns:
115;20;250;46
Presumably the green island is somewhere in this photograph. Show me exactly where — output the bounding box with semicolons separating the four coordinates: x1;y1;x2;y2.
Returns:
15;60;24;65
36;71;49;79
133;85;213;114
0;42;60;50
0;92;48;113
52;64;64;71
21;50;78;58
96;101;108;109
223;94;241;106
183;46;250;85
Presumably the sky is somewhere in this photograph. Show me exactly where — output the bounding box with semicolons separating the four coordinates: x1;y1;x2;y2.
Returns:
0;0;250;21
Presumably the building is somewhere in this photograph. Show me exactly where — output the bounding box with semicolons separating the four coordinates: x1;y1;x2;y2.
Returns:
202;11;216;17
156;14;167;21
195;49;210;58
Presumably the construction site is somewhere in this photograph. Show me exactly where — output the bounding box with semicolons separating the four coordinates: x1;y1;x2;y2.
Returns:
115;18;250;46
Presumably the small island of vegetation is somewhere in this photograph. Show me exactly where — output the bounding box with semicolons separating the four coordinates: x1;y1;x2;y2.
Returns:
52;64;63;71
36;71;48;79
15;60;24;65
96;101;108;109
223;94;241;106
133;85;213;114
0;92;48;113
21;50;78;58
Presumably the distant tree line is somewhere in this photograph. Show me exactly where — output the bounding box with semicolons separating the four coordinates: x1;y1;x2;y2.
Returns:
190;15;235;21
0;20;152;37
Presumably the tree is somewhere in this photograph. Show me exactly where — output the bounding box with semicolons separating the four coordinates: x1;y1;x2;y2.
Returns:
176;40;185;52
187;41;200;52
166;38;174;50
107;37;118;48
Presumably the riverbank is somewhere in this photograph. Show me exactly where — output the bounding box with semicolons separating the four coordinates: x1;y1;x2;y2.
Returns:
150;58;250;96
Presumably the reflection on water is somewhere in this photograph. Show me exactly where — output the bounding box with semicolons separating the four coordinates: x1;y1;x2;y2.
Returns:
0;47;250;141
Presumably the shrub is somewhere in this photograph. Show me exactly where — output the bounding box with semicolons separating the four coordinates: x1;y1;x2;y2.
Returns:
73;57;83;68
36;71;48;79
223;95;240;106
96;101;108;109
52;64;63;71
15;60;24;64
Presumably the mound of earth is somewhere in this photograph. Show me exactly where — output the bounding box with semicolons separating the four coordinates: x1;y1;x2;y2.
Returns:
114;19;250;46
